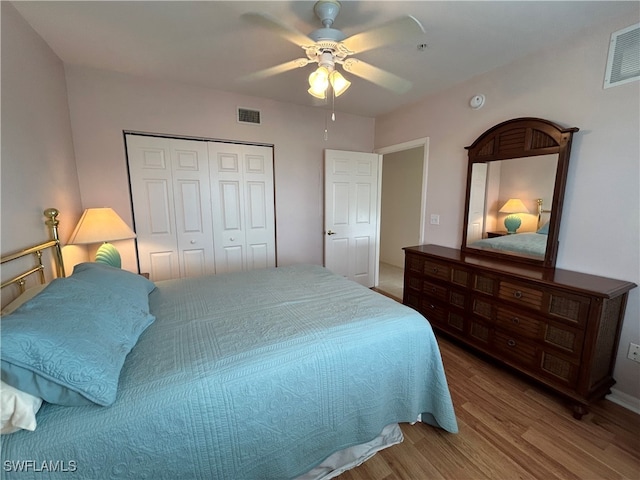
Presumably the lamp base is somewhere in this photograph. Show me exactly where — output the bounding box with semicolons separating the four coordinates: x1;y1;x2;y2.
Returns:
95;242;122;268
503;215;522;234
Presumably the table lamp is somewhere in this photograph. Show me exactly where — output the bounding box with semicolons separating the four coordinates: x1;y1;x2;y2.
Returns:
68;208;136;268
499;198;529;234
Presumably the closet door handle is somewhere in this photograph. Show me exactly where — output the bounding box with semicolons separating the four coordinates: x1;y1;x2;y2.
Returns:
327;230;336;236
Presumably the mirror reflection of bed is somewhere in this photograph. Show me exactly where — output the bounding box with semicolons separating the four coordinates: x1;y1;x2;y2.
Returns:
465;154;557;261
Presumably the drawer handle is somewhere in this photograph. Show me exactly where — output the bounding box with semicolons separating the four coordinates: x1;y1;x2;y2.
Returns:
429;304;436;310
507;339;516;347
513;290;523;299
432;267;439;273
431;287;437;293
511;317;520;324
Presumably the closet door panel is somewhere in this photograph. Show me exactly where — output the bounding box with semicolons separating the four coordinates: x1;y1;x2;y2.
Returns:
126;135;180;281
170;139;215;278
209;144;247;274
242;145;276;269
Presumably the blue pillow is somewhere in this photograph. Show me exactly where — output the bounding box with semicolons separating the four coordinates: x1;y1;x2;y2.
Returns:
1;277;155;406
71;262;155;313
537;222;550;235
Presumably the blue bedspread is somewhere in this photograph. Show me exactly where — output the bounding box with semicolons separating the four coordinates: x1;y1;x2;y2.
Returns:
471;232;547;258
1;265;457;479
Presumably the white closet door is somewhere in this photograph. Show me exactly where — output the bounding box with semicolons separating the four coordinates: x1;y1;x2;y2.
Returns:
208;142;275;274
127;135;180;281
242;144;276;270
170;139;215;278
127;135;215;281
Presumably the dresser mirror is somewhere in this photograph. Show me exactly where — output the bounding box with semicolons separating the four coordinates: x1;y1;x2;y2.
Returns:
461;117;579;268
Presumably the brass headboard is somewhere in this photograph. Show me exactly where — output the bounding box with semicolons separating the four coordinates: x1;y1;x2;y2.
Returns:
1;208;65;295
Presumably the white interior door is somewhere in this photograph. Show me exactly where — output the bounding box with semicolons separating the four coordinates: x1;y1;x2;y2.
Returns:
208;142;275;274
468;163;488;242
324;149;380;287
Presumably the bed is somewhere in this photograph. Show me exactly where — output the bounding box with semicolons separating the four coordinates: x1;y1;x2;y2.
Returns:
0;209;458;479
470;231;547;259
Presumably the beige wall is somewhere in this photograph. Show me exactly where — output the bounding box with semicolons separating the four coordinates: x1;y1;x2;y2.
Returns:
64;66;375;272
0;3;83;305
375;14;640;405
380;147;423;267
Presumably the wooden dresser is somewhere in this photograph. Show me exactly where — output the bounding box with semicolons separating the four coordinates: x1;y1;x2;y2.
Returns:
403;244;637;419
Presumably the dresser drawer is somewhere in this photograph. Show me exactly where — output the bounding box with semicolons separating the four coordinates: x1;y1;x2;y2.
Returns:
496;307;541;340
406;254;425;274
423;259;450;282
539;350;580;388
422;279;448;301
471;296;494;321
418;298;448;325
543;322;584;356
547;290;590;328
494;330;538;368
498;281;544;310
473;273;497;296
405;273;423;292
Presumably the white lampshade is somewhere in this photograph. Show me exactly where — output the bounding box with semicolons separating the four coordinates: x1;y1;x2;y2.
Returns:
499;198;529;214
68;208;136;245
307;66;351;99
308;66;329;99
68;208;136;268
329;70;351;97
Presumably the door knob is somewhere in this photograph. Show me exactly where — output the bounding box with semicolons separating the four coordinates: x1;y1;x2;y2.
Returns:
190;240;196;244
327;230;336;236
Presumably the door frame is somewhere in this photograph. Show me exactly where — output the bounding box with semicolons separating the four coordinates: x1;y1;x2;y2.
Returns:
374;137;429;286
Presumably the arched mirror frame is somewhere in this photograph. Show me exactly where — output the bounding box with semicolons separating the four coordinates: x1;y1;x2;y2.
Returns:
461;117;579;268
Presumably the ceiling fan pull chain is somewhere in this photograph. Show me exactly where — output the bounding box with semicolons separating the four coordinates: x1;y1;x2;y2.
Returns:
324;111;329;141
331;90;336;121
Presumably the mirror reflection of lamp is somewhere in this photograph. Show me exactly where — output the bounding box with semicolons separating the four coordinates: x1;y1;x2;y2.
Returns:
499;198;529;234
67;208;136;268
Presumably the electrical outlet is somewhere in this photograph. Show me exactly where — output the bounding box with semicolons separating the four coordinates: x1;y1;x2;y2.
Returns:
430;214;440;225
628;343;640;363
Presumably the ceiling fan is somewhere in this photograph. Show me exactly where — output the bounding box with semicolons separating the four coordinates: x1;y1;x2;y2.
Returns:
242;0;425;100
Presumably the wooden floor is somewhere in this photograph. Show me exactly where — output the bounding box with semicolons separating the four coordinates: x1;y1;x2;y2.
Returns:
337;334;640;480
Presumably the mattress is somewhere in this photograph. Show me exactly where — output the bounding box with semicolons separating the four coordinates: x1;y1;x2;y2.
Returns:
1;264;457;479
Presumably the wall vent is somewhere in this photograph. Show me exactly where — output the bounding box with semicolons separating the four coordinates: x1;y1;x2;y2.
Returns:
237;107;261;125
604;23;640;89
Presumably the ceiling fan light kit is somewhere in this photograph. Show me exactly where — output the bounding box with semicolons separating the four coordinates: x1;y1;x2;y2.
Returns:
244;0;425;101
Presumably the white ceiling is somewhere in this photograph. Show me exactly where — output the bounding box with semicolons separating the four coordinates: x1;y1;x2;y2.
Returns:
11;1;639;117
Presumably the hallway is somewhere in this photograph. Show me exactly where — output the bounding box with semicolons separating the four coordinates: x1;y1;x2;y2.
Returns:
376;262;404;301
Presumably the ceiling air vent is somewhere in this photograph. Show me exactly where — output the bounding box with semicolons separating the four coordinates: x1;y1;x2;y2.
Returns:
604;23;640;89
237;107;261;125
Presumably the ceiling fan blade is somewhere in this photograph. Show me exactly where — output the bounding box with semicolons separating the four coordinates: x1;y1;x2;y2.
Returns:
342;59;412;94
243;12;314;47
342;15;425;54
240;58;311;83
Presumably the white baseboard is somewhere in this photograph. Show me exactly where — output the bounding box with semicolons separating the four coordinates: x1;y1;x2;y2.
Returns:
606;388;640;415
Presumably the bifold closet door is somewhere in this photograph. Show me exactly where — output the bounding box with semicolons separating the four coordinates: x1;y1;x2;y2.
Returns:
126;135;215;281
208;143;276;274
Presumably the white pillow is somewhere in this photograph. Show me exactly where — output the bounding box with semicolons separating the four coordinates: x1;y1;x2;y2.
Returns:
1;381;43;434
1;284;47;316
